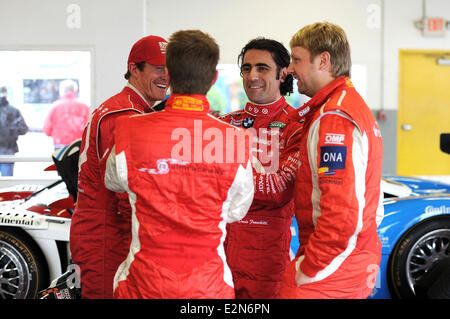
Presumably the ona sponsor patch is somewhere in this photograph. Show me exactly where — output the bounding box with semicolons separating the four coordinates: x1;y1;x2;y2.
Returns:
319;145;347;174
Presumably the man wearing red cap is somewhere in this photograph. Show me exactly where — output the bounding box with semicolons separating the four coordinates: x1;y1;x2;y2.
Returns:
70;35;169;299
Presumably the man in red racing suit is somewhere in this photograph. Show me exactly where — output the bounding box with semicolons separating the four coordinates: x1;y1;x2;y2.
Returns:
70;35;169;299
220;38;303;299
104;30;254;299
280;22;384;299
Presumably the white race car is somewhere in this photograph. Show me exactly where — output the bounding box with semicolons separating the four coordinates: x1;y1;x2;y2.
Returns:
0;141;79;299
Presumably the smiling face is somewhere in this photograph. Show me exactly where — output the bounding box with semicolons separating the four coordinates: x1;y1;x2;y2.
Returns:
287;46;323;98
129;62;169;105
241;49;285;105
288;46;336;98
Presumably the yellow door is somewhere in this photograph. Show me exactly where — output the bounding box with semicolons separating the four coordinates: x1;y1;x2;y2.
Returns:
398;50;450;175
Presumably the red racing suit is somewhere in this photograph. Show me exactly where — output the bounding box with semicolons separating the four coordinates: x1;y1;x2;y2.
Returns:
219;97;303;298
104;94;254;298
280;77;384;299
70;84;155;299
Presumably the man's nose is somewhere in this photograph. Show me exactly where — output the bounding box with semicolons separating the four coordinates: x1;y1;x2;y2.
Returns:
287;62;294;74
248;67;260;80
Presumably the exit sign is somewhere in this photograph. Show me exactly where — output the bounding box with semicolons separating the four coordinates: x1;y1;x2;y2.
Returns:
423;17;446;37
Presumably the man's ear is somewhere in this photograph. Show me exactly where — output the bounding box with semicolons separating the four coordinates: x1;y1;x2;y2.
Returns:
128;62;137;75
318;51;332;72
278;67;288;83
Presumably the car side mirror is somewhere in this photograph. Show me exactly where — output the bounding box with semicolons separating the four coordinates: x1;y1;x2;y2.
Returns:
440;133;450;154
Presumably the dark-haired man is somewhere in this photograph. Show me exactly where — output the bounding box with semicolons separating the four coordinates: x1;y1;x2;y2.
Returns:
104;30;254;299
220;38;303;299
70;35;169;299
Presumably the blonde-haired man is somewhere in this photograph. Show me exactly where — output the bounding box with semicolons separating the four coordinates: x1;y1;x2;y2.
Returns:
280;22;384;299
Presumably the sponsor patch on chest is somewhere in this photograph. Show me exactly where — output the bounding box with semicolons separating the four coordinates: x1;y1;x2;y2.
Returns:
268;121;286;129
229;117;243;127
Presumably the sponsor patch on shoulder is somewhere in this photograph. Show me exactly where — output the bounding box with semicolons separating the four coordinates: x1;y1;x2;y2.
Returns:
319;145;347;173
324;133;345;145
298;106;310;117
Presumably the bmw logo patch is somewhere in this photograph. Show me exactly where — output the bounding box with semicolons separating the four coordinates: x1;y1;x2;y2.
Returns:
243;117;255;128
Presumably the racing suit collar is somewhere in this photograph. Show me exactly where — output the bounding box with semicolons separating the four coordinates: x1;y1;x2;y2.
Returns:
165;94;210;113
124;83;153;112
244;96;287;117
299;77;350;115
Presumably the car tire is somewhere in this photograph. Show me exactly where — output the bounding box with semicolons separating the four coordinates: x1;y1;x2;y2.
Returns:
0;227;49;299
425;257;450;299
388;217;450;299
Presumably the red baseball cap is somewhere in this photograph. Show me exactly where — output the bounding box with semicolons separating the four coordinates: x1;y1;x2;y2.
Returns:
127;35;168;66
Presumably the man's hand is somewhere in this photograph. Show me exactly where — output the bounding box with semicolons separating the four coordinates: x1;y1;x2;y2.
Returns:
295;255;314;287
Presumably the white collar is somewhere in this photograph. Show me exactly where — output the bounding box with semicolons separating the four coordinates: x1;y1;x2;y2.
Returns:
126;83;153;109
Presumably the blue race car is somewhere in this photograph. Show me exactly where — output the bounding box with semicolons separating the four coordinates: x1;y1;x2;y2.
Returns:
382;175;450;196
370;176;450;299
288;176;450;299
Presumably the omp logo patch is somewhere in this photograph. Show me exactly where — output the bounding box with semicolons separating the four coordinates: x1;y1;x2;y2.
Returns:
319;146;347;173
298;106;310;117
324;133;345;145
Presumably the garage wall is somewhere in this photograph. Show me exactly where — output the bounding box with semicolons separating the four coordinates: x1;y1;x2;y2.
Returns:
381;0;450;173
146;0;450;174
0;0;146;108
146;0;382;109
1;0;449;175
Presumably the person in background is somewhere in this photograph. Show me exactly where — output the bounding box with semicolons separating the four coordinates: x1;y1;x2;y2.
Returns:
0;86;28;176
43;79;90;150
70;35;169;299
280;22;384;299
219;38;303;298
104;29;254;298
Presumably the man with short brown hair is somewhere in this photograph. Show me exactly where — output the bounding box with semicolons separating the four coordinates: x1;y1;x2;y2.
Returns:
104;29;254;299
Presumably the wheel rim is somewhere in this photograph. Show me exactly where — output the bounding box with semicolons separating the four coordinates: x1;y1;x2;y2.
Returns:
0;242;30;299
406;229;450;293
